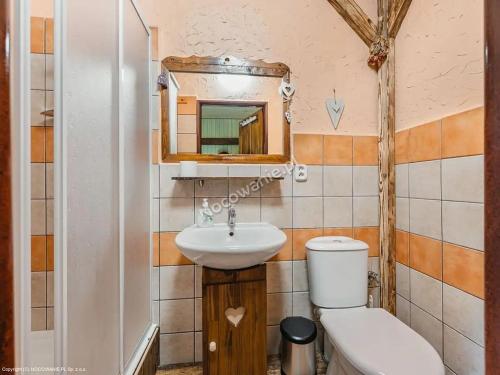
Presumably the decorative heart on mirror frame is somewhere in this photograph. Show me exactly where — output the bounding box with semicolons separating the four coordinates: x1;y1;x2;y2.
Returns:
326;98;345;130
225;307;246;328
279;80;296;100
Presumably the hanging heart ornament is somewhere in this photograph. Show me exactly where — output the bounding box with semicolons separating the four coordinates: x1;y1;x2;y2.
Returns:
225;307;246;328
279;80;295;100
326;98;345;130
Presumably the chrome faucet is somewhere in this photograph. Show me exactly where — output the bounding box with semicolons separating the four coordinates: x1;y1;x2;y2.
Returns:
228;205;236;236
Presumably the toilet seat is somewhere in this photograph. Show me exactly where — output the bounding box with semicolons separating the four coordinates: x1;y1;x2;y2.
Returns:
320;307;445;375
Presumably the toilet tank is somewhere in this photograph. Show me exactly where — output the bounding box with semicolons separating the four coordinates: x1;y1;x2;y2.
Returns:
306;236;368;308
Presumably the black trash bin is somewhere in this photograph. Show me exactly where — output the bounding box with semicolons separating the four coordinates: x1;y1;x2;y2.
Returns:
280;316;317;375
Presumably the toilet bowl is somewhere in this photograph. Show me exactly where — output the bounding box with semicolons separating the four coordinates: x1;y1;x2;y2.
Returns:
306;236;445;375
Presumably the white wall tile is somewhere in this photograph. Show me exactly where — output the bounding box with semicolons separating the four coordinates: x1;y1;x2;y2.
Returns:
31;307;47;331
30;90;45;126
45;54;54;90
152;198;160;232
444;325;484;375
409;160;441;200
31;272;46;307
410;269;443;320
229;178;261;198
293;166;323;196
197;164;228;177
151;165;159;198
232;197;261;222
396;294;410;325
353;166;378;196
442;201;484;251
267;293;292;325
159;198;194;231
261;164;293;197
152;267;159;301
353;197;379;227
46;271;54;306
323;166;352;197
292;260;309;292
160;299;195;333
442;156;484;203
195;298;202;331
195;178;228;197
195;331;203;362
31;163;45;199
195;265;202;298
152;301;159;325
409;198;442;240
266;261;293;293
324;197;352;227
261;197;292;228
267;325;281;355
177;114;196;134
443;284;484;346
46;163;53;198
293;197;323;228
396;197;409;231
228;164;261;177
159;265;194;299
396;163;409;198
159;164;195;197
31;200;46;235
30;54;45;90
160;333;194;366
45;91;54;127
292;292;314;320
46;199;53;235
411;303;443;357
151;61;160;96
396;263;410;299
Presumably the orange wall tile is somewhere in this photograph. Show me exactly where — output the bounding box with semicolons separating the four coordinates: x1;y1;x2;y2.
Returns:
45;127;54;162
159;232;193;266
45;19;54;54
324;227;353;238
353;136;378;166
292;228;323;260
31;17;45;53
293;134;323;165
177;96;197;115
153;232;160;267
353;227;379;257
442;107;484;158
31;236;47;272
395;130;409;164
46;235;54;271
408;121;441;162
31;127;46;162
323;135;353;165
270;229;293;261
150;27;158;61
395;230;409;265
443;242;484;299
409;233;442;280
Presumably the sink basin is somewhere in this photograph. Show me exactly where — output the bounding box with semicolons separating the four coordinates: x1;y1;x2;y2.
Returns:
175;222;287;270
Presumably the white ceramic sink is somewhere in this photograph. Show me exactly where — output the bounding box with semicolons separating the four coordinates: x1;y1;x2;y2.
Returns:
175;222;287;270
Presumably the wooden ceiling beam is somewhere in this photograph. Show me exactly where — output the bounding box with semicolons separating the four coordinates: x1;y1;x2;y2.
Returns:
388;0;412;38
326;0;378;47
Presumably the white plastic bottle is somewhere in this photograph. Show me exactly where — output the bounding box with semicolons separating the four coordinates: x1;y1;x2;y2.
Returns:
198;198;214;227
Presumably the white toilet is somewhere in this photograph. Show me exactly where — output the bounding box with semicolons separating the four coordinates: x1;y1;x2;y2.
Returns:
306;236;445;375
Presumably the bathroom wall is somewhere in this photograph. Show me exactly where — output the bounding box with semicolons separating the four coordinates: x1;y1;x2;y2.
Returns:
395;107;485;374
30;16;54;331
395;0;484;130
141;0;379;135
151;133;381;365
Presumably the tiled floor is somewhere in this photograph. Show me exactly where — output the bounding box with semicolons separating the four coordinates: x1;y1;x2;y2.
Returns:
156;354;328;374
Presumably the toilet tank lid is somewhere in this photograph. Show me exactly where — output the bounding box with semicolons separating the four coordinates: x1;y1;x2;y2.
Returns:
306;236;368;251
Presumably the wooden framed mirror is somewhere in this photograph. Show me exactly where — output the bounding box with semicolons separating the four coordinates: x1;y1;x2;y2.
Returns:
160;55;291;163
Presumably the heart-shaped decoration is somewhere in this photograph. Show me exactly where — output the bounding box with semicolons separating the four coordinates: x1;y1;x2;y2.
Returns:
225;307;246;328
326;98;345;130
279;81;296;99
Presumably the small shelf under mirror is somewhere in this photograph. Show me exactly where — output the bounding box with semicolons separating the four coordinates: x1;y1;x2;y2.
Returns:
171;176;284;181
